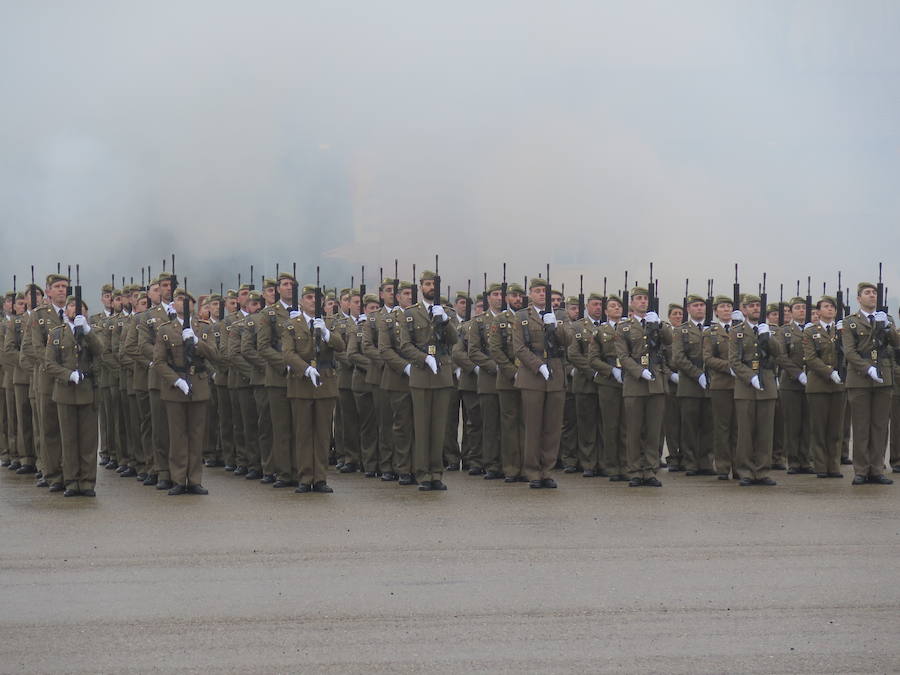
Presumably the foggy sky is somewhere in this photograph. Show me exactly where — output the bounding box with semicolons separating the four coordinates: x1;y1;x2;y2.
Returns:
2;0;899;309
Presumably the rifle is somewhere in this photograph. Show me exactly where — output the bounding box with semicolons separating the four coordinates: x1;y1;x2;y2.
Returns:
500;263;507;311
600;276;608;323
874;262;888;378
218;282;225;321
170;254;177;292
379;267;384;307
465;279;472;321
732;263;740;310
704;279;713;327
622;271;629;317
314;266;323;363
805;276;812;325
543;263;556;379
30;266;37;310
578;275;585;319
522;276;529;309
182;276;195;392
682;278;689;319
757;273;769;391
393;259;400;311
275;263;281;302
482;272;489;317
11;275;16;316
249;265;255;291
835;271;846;379
432;256;441;315
74;264;83;336
647;263;659;314
645;263;660;370
67;265;71;298
141;267;146;291
291;263;298;312
778;284;785;326
360;265;367;304
411;265;418;304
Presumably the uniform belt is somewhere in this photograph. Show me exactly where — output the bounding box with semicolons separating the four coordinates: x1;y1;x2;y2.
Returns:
173;365;206;376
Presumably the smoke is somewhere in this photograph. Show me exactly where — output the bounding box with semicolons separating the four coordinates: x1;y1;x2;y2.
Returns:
2;0;899;307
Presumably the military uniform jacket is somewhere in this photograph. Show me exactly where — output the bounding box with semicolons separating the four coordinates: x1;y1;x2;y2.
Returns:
487;308;519;391
468;311;499;395
614;317;673;396
153;318;215;402
728;323;782;400
44;324;103;405
333;313;356;390
137;304;174;390
283;314;345;399
3;315;32;385
511;306;572;393
451;320;478;392
236;312;266;386
672;321;709;398
254;302;291;387
802;322;845;393
587;321;623;391
0;319;9;388
114;311;134;392
398;303;459;389
28;305;65;394
377;306;412;392
122;313;148;391
347;319;374;392
226;313;253;389
361;308;388;386
567;317;602;395
702;322;735;391
774;322;806;391
100;312;122;387
841;311;899;389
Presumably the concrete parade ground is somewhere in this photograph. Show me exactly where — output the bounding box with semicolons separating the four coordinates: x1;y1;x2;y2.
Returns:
1;465;899;674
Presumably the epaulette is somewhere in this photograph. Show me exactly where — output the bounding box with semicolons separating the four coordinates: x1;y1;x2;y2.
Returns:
247;320;254;327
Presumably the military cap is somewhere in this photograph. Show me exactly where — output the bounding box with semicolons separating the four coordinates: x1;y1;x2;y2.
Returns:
173;288;196;304
135;291;149;303
13;291;25;301
455;290;470;301
713;295;733;307
157;273;176;284
439;296;448;304
686;294;705;305
743;293;761;304
528;277;547;289
225;289;238;299
766;302;779;313
123;284;140;294
207;293;223;304
112;288;124;297
277;272;297;283
65;296;89;311
46;273;70;287
397;281;413;291
788;296;806;307
605;294;623;306
247;290;263;303
362;293;379;305
631;286;649;297
101;283;115;294
419;270;437;282
587;292;604;302
668;303;683;314
739;293;748;305
301;284;318;296
348;288;361;297
340;287;353;298
380;277;397;289
148;276;161;287
23;283;42;295
566;296;579;306
857;281;876;294
486;282;502;293
263;278;277;289
507;283;525;295
238;283;252;292
817;295;837;309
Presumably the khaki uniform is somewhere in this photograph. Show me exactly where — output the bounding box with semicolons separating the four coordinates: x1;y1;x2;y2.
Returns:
207;316;236;468
44;323;103;492
890;349;900;470
672;321;713;472
774;321;812;470
511;306;572;482
0;318;13;465
153;318;216;487
397;303;459;484
29;305;65;483
362;308;394;473
19;313;42;471
348;318;378;473
588;321;626;478
729;324;783;480
802;322;846;474
378;306;415;476
661;339;681;468
123;311;154;474
227;313;260;473
567;317;603;474
451;320;482;472
703;322;738;476
615;317;673;479
469;310;501;474
333;313;360;469
842;312;899;478
137;304;174;480
487;309;525;479
283;313;345;487
240;313;274;476
89;309;111;463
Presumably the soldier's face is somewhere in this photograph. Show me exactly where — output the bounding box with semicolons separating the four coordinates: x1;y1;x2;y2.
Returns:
65;302;78;320
529;287;546;307
14;298;26;314
421;279;435;301
147;284;161;304
3;298;11;314
135;298;149;313
818;302;836;321
381;285;395;306
474;301;484;316
551;293;563;310
263;287;276;305
226;298;238;313
746;301;761;321
688;301;705;321
113;296;123;311
790;303;806;322
606;300;623;321
631;294;648;314
454;299;467;316
715;303;732;322
101;291;112;309
208;300;220;317
811;309;819;323
858;287;877;311
278;280;294;299
238;290;249;308
350;295;361;316
340;295;351;313
248;299;261;314
48;281;68;306
488;290;503;312
507;292;523;310
566;304;579;321
670;308;684;325
397;288;413;309
324;298;336;314
365;301;380;314
586;298;602;320
300;292;315;315
159;280;173;302
767;311;779;324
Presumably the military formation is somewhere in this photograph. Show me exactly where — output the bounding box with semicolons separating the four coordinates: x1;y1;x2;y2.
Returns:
1;261;899;498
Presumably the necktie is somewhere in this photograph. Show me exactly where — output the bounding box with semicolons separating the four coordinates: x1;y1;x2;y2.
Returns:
826;325;832;336
58;309;63;322
641;318;646;327
868;314;875;324
725;324;730;333
594;320;601;327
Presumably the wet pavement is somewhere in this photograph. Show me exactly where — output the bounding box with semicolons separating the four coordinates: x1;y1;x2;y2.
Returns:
2;465;899;673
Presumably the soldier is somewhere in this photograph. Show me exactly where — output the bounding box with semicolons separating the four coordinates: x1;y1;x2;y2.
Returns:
512;277;572;489
44;296;103;496
0;293;13;469
558;296;579;473
802;296;846;478
567;292;604;477
208;290;239;472
487;283;527;482
378;281;417;484
588;294;627;481
91;283;114;466
397;270;459;491
672;294;715;475
282;284;345;493
123;291;153;480
703;296;739;480
729;293;783;486
334;288;361;474
230;289;264;480
891;307;900;473
468;283;503;479
774;297;814;474
662;302;684;471
117;286;144;478
615;286;672;487
349;294;381;477
451;291;482;475
4;292;35;476
362;279;396;478
842;282;898;485
153;289;217;495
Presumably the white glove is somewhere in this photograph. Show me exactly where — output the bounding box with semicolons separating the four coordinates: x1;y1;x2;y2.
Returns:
750;375;762;390
731;310;745;323
804;322;814;330
474;365;480;375
830;370;843;384
454;367;461;379
285;364;292;375
403;363;411;377
669;372;679;384
640;369;654;381
836;320;843;331
756;323;770;335
68;370;81;384
538;364;551;380
431;304;448;322
182;328;197;344
542;311;558;325
698;373;708;389
290;310;302;320
312;317;331;342
729;368;736;377
424;355;438;374
798;372;808;386
612;367;623;384
356;314;367;324
874;311;888;323
305;365;321;386
571;367;577;377
174;378;190;395
644;311;660;324
211;372;216;383
867;366;883;384
73;315;91;334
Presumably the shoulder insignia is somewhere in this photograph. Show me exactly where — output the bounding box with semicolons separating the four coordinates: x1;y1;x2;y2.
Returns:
38;318;45;325
623;326;630;332
849;322;856;329
575;333;581;339
52;339;59;345
287;324;295;331
162;334;169;341
813;333;821;338
247;320;254;326
681;328;689;334
522;320;528;325
406;316;413;322
736;332;743;339
214;331;220;337
386;318;393;324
